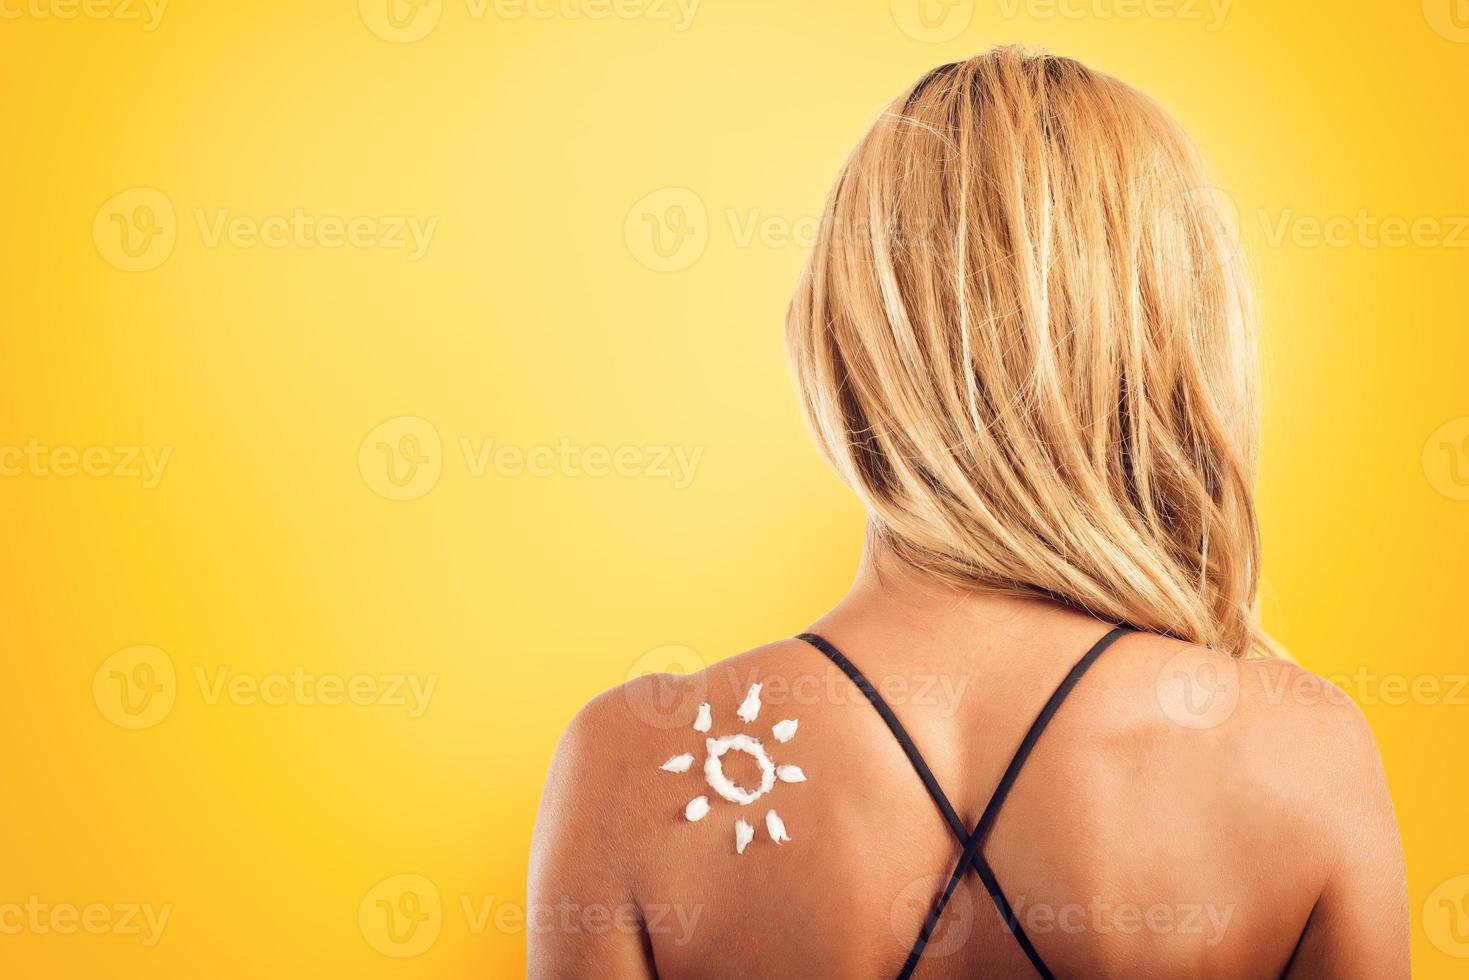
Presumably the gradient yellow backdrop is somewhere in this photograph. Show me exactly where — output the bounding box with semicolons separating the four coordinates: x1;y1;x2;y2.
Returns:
1;0;1466;975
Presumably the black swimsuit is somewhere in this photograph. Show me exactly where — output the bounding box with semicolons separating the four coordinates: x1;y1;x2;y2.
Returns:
795;625;1136;980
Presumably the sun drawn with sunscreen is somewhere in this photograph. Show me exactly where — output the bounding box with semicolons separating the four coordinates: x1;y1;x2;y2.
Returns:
658;684;806;854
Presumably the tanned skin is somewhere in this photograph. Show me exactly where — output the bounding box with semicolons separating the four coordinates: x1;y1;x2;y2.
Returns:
529;544;1408;978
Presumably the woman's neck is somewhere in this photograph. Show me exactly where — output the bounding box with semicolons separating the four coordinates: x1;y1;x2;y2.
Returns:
820;533;1080;642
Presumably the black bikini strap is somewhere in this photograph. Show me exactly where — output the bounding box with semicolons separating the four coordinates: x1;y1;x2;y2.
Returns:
900;625;1136;979
795;633;1024;917
798;629;1093;979
795;632;965;835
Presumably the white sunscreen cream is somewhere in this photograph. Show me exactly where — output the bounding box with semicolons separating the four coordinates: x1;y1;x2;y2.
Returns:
736;684;762;724
703;734;776;805
734;818;754;854
659;688;810;856
766;809;790;844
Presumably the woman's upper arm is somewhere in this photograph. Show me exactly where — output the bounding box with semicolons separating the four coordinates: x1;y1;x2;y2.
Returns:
1283;696;1409;979
528;688;657;980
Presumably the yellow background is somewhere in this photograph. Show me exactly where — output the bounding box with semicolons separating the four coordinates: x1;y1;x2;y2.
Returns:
2;0;1466;975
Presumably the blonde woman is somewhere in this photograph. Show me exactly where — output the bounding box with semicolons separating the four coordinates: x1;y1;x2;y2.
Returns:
530;48;1407;978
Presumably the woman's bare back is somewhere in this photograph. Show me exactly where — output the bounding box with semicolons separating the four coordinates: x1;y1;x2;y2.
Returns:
530;575;1406;978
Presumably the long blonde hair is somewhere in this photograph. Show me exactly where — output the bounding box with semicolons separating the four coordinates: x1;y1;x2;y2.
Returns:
787;47;1269;657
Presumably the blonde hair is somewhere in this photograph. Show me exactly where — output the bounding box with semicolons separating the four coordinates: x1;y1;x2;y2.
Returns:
787;47;1269;657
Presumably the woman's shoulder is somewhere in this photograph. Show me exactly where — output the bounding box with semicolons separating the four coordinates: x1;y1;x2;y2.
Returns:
984;630;1398;975
1100;633;1382;780
534;638;821;840
531;629;1403;976
1056;631;1386;824
548;630;1389;847
555;638;818;761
